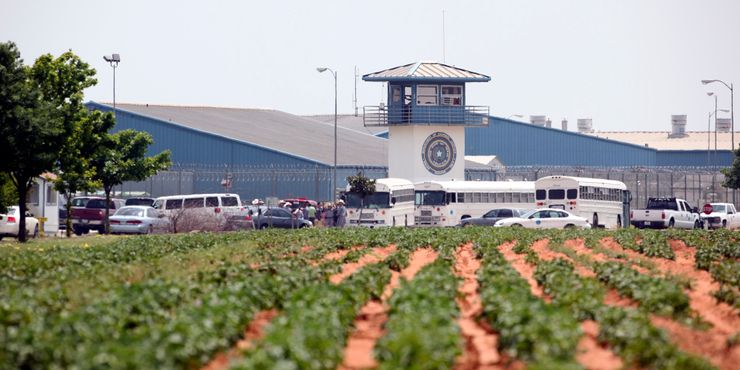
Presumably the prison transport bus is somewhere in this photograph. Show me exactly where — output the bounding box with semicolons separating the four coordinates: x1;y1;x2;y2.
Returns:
534;176;629;229
414;181;535;227
345;178;415;227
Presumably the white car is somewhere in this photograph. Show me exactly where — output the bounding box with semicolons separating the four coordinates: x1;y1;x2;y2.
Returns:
494;208;591;229
0;206;40;240
700;203;740;229
110;206;169;234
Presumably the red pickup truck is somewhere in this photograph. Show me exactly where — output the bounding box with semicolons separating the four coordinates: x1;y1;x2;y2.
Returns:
71;197;125;235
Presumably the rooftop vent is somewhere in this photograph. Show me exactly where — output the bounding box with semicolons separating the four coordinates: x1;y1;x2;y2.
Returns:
561;119;568;131
529;115;547;127
669;114;687;138
717;118;731;133
545;118;552;128
577;118;593;133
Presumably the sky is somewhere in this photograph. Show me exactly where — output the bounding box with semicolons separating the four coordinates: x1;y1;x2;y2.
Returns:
3;0;739;132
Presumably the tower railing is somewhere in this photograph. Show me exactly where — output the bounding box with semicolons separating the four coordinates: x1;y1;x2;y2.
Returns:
363;105;490;127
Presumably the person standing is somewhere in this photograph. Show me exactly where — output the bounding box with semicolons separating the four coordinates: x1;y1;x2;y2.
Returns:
324;203;335;227
307;203;317;225
335;200;347;227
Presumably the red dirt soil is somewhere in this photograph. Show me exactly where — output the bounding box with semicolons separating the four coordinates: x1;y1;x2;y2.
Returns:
200;309;279;370
576;320;623;370
338;248;439;370
329;245;397;284
538;239;596;278
498;241;550;302
453;243;505;370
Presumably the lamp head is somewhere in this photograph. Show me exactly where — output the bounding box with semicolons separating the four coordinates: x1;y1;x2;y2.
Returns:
702;79;714;85
103;54;121;63
707;92;714;96
316;67;328;73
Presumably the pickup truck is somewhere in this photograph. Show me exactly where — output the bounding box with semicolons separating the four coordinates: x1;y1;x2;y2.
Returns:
630;197;701;229
700;202;740;229
71;197;125;235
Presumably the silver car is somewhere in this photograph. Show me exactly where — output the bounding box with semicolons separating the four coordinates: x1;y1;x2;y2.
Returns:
110;206;168;234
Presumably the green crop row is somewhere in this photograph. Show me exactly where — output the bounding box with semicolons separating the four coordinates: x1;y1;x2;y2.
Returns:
477;241;582;367
613;229;674;259
533;258;714;370
234;262;390;370
374;259;461;369
593;261;691;318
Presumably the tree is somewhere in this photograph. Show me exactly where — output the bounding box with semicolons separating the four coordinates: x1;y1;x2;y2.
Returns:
721;145;740;189
0;42;72;242
54;110;115;236
346;171;376;223
92;129;171;233
0;173;18;214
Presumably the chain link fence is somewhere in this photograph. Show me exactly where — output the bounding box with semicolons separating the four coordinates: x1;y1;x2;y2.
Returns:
116;163;737;208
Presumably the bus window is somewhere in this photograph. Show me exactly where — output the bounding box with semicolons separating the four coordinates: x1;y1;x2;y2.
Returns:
446;192;456;203
416;191;446;205
536;189;546;200
567;189;577;199
548;189;565;200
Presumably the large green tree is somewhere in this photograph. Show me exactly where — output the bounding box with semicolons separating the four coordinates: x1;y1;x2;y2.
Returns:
29;50;103;238
721;145;740;190
54;110;115;236
0;42;68;242
92;129;171;233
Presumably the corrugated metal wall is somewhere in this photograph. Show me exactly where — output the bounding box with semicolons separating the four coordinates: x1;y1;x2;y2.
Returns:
465;117;657;166
656;150;733;167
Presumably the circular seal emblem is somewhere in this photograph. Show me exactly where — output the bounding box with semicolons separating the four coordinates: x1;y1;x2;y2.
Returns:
421;132;457;175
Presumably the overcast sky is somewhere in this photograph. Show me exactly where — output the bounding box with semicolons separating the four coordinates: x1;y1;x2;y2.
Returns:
3;0;739;132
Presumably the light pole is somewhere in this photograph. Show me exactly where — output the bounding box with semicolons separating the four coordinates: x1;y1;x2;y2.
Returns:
317;67;337;200
702;79;734;151
103;54;121;119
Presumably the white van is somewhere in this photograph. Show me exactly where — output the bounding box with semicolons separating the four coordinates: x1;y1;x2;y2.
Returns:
153;193;243;227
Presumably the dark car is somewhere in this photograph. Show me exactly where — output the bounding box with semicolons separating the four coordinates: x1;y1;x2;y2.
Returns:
253;207;312;229
457;208;529;227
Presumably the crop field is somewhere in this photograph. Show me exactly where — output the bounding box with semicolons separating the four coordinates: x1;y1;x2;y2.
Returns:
1;228;738;370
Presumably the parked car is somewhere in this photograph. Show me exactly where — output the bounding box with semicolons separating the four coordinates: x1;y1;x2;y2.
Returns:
60;196;92;230
700;203;740;229
457;208;529;227
630;197;701;229
253;207;312;229
0;206;40;240
71;197;125;235
125;197;155;206
494;208;591;229
110;206;169;234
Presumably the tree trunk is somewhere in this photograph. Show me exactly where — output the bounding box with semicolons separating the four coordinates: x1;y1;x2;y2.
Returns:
16;179;28;243
104;185;113;234
358;198;364;227
65;194;73;238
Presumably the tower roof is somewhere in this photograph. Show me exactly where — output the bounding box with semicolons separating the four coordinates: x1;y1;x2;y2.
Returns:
363;62;490;82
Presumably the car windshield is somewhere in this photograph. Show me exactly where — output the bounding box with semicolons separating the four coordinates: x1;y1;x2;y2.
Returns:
345;192;390;208
126;198;154;206
415;191;446;205
710;204;726;212
115;207;145;217
520;209;538;218
647;199;678;210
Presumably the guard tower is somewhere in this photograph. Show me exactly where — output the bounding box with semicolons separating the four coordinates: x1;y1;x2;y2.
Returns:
363;62;490;182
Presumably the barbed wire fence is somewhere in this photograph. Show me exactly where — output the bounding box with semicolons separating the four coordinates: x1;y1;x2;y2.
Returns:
116;163;737;208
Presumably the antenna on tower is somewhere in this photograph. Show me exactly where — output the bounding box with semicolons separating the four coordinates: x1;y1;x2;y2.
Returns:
353;66;359;117
442;10;446;63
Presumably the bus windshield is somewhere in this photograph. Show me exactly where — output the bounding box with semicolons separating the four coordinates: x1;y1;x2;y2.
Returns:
415;191;446;205
345;192;390;209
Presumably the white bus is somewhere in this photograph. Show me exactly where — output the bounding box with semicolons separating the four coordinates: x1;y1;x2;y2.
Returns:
534;176;628;229
414;181;536;227
345;178;415;227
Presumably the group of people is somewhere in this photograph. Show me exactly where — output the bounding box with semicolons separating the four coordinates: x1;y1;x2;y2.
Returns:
251;198;347;227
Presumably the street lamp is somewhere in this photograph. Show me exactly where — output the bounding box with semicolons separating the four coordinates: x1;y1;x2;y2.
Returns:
317;67;337;200
702;79;734;151
507;114;524;120
103;54;121;119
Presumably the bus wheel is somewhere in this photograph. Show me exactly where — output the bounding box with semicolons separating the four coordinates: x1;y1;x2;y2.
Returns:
592;214;599;228
512;224;523;228
461;215;471;220
564;224;575;229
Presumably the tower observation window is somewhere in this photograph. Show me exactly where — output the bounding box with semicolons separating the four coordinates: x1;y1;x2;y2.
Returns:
417;85;438;105
441;85;462;106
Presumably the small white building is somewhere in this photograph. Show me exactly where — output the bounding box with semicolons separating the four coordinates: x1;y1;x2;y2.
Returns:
27;173;60;235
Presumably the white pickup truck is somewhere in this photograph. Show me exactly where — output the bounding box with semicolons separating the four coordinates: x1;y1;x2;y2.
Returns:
630;197;701;229
700;203;740;229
